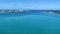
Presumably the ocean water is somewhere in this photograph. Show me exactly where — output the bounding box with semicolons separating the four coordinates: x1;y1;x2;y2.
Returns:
0;11;60;34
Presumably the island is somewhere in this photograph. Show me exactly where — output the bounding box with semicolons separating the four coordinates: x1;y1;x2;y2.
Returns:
0;10;60;14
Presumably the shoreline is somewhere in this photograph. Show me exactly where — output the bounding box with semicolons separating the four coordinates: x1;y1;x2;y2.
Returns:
0;10;60;14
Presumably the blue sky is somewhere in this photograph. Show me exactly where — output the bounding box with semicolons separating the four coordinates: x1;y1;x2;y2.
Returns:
0;0;60;10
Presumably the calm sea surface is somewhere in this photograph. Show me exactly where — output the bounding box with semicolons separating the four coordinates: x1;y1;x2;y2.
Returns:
0;11;60;34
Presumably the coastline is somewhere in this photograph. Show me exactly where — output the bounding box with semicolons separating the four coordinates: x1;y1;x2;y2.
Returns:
0;10;60;14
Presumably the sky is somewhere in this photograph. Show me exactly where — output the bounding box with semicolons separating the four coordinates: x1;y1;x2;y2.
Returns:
0;0;60;10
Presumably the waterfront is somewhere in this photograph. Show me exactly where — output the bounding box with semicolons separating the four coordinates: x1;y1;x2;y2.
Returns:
0;10;60;14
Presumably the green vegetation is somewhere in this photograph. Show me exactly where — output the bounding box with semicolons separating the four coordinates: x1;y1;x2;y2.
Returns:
54;12;60;14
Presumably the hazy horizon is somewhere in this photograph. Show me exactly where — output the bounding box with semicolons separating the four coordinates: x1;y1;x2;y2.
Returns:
0;0;60;10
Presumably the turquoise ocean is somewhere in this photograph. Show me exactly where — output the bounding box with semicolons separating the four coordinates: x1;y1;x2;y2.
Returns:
0;10;60;34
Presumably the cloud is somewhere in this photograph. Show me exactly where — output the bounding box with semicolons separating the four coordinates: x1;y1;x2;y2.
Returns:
0;0;60;10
